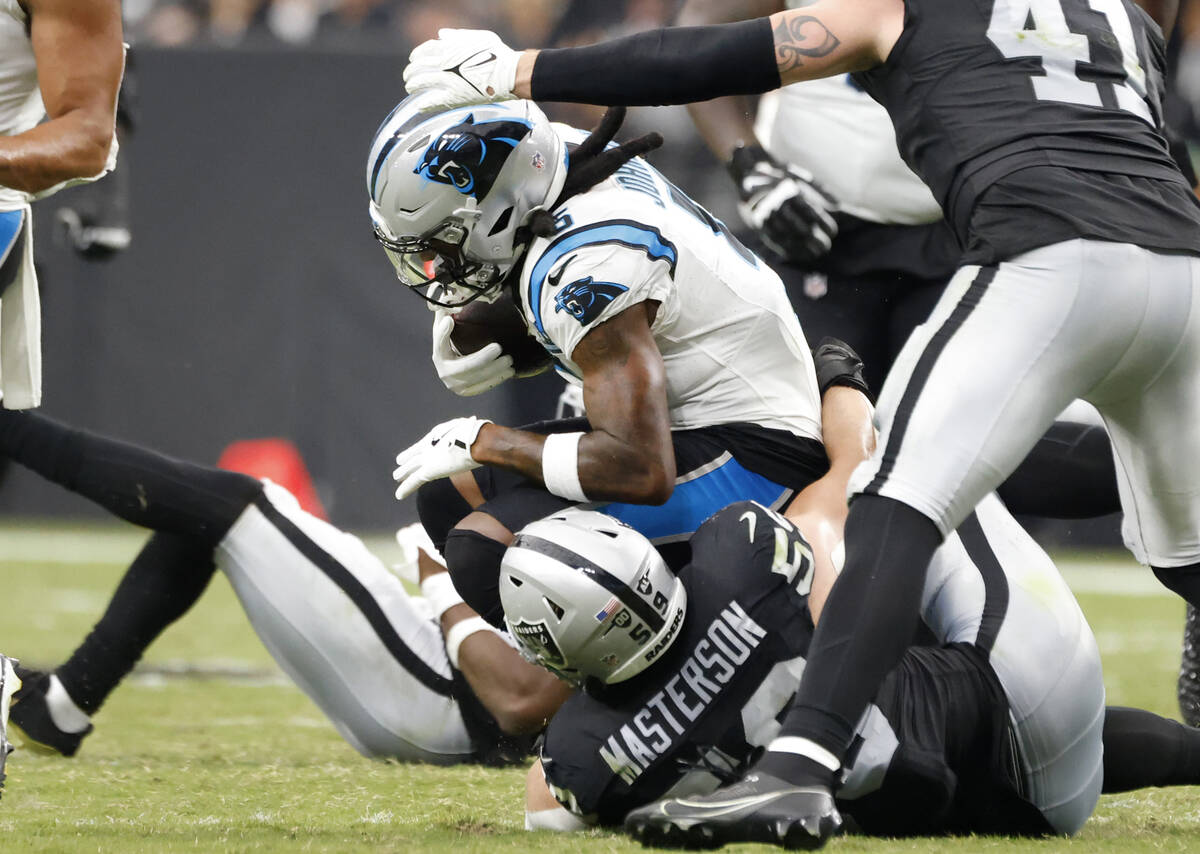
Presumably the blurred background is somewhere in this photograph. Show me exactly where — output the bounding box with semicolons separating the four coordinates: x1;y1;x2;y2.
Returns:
2;0;1196;546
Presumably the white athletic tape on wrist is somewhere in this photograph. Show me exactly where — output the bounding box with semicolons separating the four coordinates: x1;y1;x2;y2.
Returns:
420;572;464;621
767;736;842;772
541;431;588;502
445;616;498;669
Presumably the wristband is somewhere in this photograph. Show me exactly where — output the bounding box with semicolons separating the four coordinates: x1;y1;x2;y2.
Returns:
420;572;464;620
541;431;588;502
445;616;498;669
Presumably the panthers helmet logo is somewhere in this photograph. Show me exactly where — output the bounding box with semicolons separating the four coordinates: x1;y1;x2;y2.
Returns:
553;275;630;325
414;114;532;201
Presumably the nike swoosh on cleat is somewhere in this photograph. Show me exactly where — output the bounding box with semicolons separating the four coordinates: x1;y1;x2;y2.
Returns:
665;790;797;817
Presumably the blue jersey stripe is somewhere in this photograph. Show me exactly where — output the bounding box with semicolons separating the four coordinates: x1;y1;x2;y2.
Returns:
595;456;791;543
526;220;678;337
0;209;23;255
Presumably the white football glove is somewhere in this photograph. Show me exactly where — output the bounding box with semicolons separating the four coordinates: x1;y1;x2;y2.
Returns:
404;29;521;110
728;144;838;266
393;416;491;500
432;311;515;397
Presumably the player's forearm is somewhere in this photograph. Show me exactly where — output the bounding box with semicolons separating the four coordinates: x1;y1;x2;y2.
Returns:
471;423;675;504
442;603;570;734
687;97;761;164
527;19;780;106
526;2;889;106
0;111;113;194
820;386;875;476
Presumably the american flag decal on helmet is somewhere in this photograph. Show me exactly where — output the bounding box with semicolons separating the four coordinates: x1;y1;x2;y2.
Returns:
595;596;622;622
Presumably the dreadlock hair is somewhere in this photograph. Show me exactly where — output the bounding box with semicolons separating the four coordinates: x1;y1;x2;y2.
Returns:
513;107;664;247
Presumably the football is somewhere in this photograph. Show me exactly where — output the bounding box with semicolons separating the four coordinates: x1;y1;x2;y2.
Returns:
450;293;552;376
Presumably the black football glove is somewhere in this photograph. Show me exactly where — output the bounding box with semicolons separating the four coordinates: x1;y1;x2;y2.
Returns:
812;337;870;399
728;143;838;266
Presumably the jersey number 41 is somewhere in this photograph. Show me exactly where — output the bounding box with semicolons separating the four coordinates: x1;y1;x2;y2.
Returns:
988;0;1153;123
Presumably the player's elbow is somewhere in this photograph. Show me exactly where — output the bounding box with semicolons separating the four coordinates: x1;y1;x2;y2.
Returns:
623;460;675;505
74;121;115;179
492;694;555;736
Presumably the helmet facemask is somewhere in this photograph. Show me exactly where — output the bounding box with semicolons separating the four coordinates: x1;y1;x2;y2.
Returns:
372;213;505;309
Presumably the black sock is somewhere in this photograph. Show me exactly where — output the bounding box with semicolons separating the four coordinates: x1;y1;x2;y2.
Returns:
1152;562;1200;607
56;532;218;715
769;495;942;786
0;409;261;546
998;421;1119;518
1101;705;1200;792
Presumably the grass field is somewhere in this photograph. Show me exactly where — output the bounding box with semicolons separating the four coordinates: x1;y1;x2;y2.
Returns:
1;521;1199;853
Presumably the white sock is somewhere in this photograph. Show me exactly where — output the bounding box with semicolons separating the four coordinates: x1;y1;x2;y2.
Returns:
45;676;91;734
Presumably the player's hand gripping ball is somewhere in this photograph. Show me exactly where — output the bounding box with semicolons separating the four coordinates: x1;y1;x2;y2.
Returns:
448;295;552;378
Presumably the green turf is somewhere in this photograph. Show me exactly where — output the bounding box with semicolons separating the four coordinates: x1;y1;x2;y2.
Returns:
1;524;1198;852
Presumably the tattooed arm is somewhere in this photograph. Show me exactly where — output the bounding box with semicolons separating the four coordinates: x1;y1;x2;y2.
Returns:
768;0;904;85
410;0;901;107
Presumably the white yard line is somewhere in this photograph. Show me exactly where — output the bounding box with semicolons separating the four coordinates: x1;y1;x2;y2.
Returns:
0;523;1172;596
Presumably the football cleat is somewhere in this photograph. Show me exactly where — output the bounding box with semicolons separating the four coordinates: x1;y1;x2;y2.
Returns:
1179;604;1200;727
0;654;21;801
623;772;843;851
9;668;93;757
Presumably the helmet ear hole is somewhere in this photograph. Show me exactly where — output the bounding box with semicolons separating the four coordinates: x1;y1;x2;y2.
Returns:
488;206;514;237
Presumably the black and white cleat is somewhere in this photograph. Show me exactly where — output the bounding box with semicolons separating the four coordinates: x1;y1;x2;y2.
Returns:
624;772;843;851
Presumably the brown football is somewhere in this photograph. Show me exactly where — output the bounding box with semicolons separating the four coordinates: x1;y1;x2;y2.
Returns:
450;294;552;376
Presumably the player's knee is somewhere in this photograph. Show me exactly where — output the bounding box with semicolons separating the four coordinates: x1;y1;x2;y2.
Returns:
443;523;512;627
1152;563;1200;607
417;476;476;552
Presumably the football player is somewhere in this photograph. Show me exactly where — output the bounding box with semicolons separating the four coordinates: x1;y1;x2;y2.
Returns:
404;3;1200;845
374;98;828;628
0;408;561;766
509;375;1200;844
0;0;123;410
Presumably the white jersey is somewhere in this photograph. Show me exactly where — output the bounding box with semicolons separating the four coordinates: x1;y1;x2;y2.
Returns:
518;139;822;441
0;0;117;211
755;75;942;226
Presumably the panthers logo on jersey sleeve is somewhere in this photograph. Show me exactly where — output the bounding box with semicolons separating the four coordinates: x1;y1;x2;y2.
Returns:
415;113;531;201
523;219;678;364
552;272;629;325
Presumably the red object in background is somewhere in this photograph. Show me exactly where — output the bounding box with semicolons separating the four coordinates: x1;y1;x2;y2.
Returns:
217;438;327;520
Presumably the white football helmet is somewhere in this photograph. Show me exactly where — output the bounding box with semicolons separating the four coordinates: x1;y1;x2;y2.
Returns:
366;94;568;308
499;509;687;686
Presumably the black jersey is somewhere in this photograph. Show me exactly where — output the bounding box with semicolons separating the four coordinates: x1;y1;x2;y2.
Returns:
540;501;816;824
540;501;1049;834
853;0;1200;264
